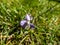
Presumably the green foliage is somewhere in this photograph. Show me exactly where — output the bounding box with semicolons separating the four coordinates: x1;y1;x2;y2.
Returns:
0;0;60;45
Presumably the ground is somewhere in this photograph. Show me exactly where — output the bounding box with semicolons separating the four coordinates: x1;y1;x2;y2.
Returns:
0;0;60;45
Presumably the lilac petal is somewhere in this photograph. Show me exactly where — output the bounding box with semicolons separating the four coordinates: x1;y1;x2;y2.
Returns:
22;23;27;28
20;20;27;28
30;23;35;29
25;14;33;21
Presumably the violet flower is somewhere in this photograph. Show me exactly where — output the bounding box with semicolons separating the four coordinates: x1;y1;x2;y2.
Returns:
20;14;35;29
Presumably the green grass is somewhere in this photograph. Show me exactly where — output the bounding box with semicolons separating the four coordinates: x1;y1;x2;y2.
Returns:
0;0;60;45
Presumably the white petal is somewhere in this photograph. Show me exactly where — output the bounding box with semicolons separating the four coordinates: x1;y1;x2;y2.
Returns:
25;14;33;21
